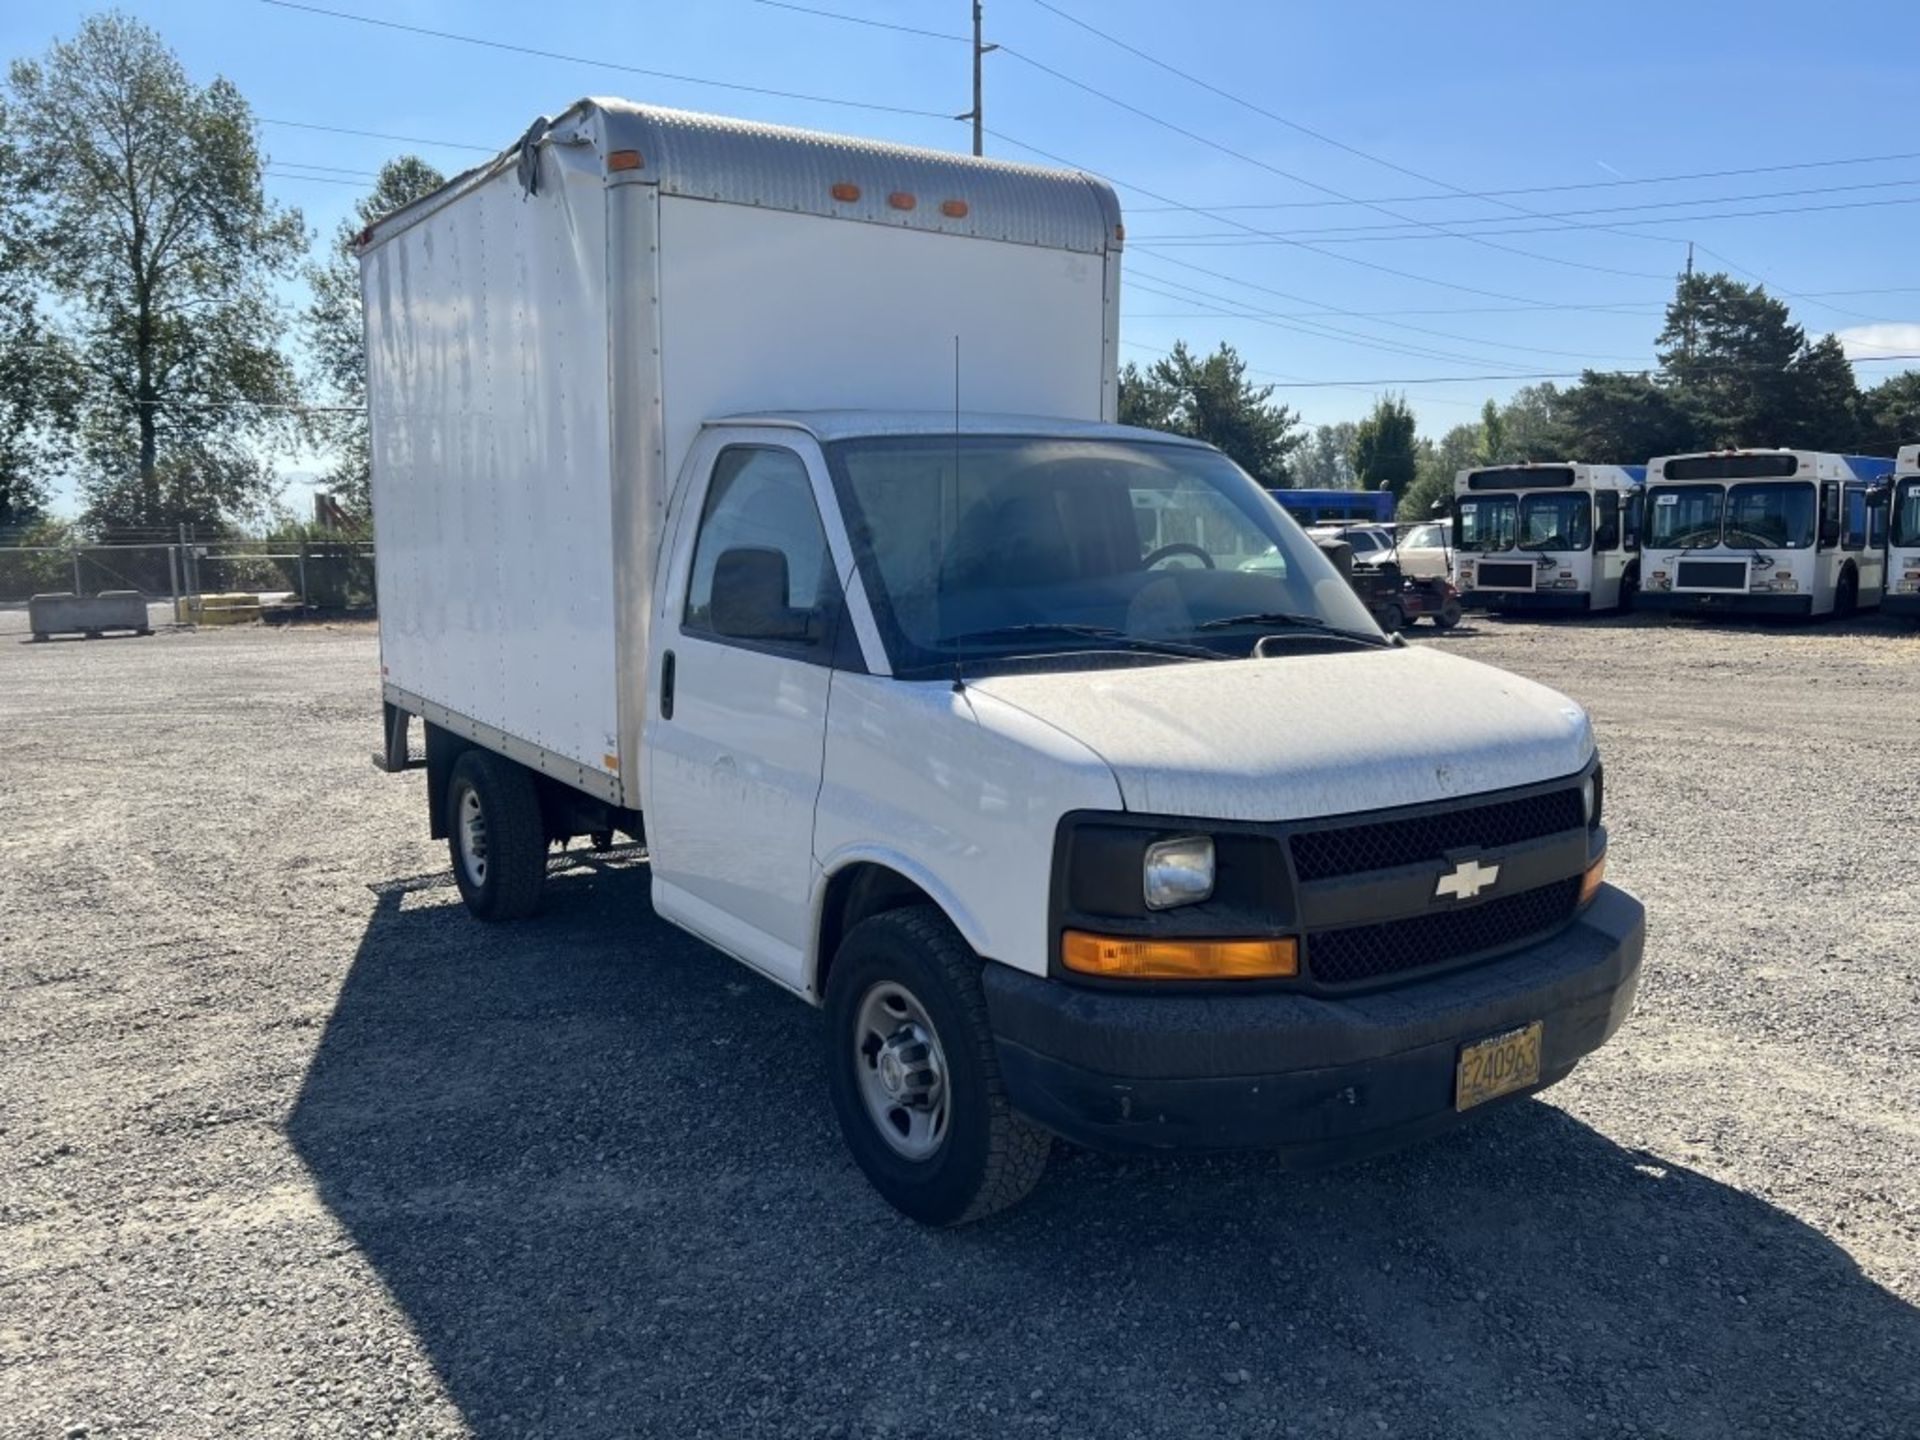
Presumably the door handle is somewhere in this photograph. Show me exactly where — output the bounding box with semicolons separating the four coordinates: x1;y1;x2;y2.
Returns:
660;650;675;720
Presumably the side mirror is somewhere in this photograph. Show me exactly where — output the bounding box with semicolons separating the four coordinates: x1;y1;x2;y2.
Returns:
1866;482;1892;505
1314;537;1354;578
710;546;814;642
1429;499;1449;517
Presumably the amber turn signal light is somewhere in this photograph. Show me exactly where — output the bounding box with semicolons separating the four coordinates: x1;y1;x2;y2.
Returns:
606;149;644;172
1062;931;1298;981
1579;855;1607;908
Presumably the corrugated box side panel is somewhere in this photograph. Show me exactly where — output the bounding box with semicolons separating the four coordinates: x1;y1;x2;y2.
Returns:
366;147;621;789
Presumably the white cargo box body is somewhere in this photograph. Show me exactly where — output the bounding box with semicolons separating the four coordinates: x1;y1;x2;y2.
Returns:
361;98;1123;807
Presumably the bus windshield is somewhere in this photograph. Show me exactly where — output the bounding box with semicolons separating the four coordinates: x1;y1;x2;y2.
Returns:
1455;494;1516;552
1648;485;1724;548
1723;481;1816;549
1894;478;1920;548
1518;493;1592;551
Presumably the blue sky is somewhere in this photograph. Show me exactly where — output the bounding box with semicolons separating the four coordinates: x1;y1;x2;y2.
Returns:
8;0;1920;509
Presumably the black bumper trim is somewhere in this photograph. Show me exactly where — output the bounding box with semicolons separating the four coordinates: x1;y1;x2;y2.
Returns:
1635;591;1813;616
1462;589;1589;612
984;885;1645;1158
1882;593;1920;619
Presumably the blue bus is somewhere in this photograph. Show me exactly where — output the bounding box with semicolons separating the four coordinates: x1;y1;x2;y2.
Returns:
1267;487;1395;526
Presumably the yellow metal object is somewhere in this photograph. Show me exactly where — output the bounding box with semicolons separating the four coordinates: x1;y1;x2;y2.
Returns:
176;593;265;625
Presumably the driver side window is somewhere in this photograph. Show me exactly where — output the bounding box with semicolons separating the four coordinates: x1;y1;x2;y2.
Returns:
684;446;842;657
1595;492;1621;551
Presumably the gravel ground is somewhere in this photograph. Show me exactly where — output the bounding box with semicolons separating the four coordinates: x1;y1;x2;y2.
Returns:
2;609;1916;1440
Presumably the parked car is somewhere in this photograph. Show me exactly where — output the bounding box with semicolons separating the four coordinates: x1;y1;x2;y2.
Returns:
365;98;1644;1225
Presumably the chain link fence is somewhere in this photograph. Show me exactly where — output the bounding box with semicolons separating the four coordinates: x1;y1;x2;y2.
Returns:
0;538;377;615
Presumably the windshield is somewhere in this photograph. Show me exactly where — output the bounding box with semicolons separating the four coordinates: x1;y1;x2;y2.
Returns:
1894;478;1920;548
824;435;1381;674
1722;481;1816;549
1648;484;1724;548
1455;494;1516;552
1518;493;1592;551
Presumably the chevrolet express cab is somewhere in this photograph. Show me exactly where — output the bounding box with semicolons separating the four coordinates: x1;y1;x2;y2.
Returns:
363;99;1645;1224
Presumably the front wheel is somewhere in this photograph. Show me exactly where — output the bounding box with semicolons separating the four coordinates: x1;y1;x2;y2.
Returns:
1835;569;1859;620
446;749;548;920
1432;597;1463;630
1378;601;1406;634
824;907;1050;1225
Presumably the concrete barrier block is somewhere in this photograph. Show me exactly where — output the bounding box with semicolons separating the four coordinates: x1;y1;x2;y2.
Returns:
27;591;152;640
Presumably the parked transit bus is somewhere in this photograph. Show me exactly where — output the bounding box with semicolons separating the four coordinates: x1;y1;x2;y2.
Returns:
1888;443;1920;621
1449;463;1646;613
1637;450;1892;618
1268;486;1393;526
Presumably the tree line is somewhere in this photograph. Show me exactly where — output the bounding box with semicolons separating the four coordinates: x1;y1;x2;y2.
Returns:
1122;277;1920;522
0;11;443;542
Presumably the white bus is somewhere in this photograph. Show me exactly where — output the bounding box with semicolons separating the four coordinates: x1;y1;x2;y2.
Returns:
1888;443;1920;622
1638;449;1893;619
1450;463;1647;614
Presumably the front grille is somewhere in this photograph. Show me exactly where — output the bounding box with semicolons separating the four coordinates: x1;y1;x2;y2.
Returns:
1306;877;1582;986
1290;787;1584;883
1477;561;1536;589
1676;559;1748;590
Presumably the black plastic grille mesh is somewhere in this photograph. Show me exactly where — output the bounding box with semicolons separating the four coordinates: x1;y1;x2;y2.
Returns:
1306;878;1582;986
1290;788;1584;883
1477;561;1538;588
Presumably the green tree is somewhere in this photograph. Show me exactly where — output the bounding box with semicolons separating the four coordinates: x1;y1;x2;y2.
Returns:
302;155;445;522
1350;393;1418;502
1858;371;1920;455
1786;334;1861;452
1476;399;1506;466
1552;371;1700;463
5;12;306;534
1401;421;1481;521
1120;341;1303;482
1496;383;1564;461
1290;421;1358;489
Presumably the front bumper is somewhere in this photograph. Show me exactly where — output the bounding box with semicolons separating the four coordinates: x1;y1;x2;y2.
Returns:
1635;591;1812;617
984;884;1644;1161
1461;589;1589;613
1882;592;1920;619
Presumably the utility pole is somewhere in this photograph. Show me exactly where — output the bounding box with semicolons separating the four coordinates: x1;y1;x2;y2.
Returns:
959;2;997;157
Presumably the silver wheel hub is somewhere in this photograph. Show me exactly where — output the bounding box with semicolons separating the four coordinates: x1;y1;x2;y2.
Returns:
853;982;949;1161
457;787;488;887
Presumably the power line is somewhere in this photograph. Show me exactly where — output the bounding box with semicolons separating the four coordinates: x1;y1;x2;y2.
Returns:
1118;349;1920;389
1132;176;1920;242
1127;150;1920;213
254;0;955;120
992;44;1673;284
743;0;967;42
260;118;495;154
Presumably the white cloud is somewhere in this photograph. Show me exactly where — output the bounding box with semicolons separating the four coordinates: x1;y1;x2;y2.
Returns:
1830;322;1920;364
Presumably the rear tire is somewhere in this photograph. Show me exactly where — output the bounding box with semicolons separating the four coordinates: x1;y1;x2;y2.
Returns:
824;906;1050;1225
446;750;548;920
1433;597;1463;630
1378;601;1406;634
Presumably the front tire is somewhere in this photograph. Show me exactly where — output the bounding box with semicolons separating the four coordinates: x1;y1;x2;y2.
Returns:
1835;568;1859;620
1433;597;1463;630
824;907;1050;1225
446;749;548;920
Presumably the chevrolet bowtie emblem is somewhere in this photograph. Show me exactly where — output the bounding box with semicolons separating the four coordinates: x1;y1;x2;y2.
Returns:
1435;857;1500;901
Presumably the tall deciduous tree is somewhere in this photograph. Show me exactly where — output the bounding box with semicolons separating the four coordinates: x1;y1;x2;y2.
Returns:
1120;341;1303;482
0;96;80;529
5;11;305;533
303;156;444;522
1350;394;1417;502
1290;421;1359;489
1858;371;1920;456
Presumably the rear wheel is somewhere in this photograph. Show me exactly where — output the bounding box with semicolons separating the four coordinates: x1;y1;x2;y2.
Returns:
1378;601;1406;634
824;907;1050;1225
446;749;548;920
1433;597;1463;630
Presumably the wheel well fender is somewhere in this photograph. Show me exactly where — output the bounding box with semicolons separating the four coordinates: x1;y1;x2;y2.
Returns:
808;855;986;1003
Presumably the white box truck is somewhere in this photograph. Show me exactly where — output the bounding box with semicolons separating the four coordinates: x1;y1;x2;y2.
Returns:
365;99;1644;1224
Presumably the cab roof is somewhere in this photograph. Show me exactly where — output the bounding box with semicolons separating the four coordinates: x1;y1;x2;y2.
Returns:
708;411;1214;448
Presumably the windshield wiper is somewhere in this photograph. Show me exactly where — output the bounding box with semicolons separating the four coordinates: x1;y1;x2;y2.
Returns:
933;622;1225;662
1193;611;1389;646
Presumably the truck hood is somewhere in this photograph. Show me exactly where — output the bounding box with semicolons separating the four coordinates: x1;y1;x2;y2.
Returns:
967;646;1593;822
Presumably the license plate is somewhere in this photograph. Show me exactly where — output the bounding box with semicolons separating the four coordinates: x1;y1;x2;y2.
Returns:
1455;1022;1543;1111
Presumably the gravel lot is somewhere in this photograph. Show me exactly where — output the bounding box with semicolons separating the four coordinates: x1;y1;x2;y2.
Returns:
2;607;1916;1439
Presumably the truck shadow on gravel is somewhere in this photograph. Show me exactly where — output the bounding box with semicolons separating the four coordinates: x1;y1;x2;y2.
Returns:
290;861;1920;1440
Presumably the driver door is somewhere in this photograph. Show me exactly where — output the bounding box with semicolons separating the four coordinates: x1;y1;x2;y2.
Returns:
645;435;851;991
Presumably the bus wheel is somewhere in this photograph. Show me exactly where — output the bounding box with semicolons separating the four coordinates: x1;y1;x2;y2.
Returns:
1618;567;1639;614
1835;567;1859;619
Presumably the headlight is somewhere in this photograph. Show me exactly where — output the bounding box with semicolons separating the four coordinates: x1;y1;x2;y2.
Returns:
1143;835;1215;910
1583;766;1603;829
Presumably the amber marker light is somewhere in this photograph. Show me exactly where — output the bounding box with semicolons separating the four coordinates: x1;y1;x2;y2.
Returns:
1579;855;1607;908
606;149;644;172
830;182;861;202
940;198;969;218
1062;931;1298;981
888;191;917;210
